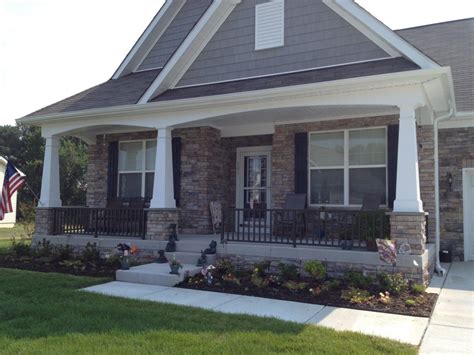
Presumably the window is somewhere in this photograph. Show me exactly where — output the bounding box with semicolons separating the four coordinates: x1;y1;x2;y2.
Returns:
255;0;285;50
309;128;387;206
118;140;156;199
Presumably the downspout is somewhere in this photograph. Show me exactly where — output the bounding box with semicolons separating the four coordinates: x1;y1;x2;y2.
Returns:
433;103;454;275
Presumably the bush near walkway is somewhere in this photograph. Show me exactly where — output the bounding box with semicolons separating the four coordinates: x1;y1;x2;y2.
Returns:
0;268;416;355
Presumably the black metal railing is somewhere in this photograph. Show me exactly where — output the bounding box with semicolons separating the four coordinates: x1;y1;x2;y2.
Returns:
52;207;147;239
221;208;390;250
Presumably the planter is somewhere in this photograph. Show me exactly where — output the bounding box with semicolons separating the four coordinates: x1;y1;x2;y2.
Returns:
169;264;182;275
120;259;130;270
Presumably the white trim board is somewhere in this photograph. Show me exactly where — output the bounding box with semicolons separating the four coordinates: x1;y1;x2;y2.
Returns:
463;168;474;261
112;0;186;79
439;112;474;129
323;0;439;69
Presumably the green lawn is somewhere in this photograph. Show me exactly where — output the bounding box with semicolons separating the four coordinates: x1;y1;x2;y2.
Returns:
0;225;31;250
0;268;415;354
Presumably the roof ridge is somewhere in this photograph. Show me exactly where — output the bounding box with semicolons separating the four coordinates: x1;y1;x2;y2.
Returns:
395;17;474;32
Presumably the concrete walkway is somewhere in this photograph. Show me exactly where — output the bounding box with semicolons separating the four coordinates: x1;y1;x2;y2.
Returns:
420;262;474;354
83;281;428;345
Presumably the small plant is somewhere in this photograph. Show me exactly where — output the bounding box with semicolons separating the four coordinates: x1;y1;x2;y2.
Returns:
251;271;269;289
253;260;271;278
344;270;373;289
222;273;241;286
82;243;101;267
59;260;85;272
322;279;342;292
267;274;281;287
105;254;122;269
169;254;184;275
10;239;31;258
215;258;235;275
277;263;299;281
52;245;74;262
341;288;373;304
405;299;416;307
283;281;308;292
304;261;326;282
378;291;391;305
377;272;408;295
34;239;54;258
411;283;426;295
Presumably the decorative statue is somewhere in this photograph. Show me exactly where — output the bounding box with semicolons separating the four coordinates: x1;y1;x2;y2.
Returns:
156;250;168;264
165;235;177;253
204;240;217;255
196;251;207;267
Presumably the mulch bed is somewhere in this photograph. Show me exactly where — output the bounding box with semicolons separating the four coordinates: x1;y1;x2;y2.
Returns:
177;274;437;318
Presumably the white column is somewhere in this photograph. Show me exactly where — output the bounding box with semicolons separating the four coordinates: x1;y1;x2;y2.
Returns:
150;128;176;209
393;105;423;213
39;136;62;207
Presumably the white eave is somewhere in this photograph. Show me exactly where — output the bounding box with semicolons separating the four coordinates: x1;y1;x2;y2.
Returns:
323;0;440;69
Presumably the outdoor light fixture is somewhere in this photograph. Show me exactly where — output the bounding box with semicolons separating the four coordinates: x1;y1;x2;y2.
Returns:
447;172;453;192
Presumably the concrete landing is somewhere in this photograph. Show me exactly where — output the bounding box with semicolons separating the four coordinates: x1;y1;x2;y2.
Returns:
116;263;202;287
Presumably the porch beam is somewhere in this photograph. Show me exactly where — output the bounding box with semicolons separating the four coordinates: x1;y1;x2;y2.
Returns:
39;135;62;208
150;128;176;209
393;105;424;213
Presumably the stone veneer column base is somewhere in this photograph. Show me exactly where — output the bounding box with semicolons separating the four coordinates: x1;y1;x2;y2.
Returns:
146;209;180;241
34;208;55;235
388;212;428;256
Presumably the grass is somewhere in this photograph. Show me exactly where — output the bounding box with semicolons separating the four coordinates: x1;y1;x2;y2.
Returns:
0;225;31;250
0;268;416;354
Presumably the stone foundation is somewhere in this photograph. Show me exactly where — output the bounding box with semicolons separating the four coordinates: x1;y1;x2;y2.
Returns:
146;209;180;241
388;212;427;256
34;208;55;235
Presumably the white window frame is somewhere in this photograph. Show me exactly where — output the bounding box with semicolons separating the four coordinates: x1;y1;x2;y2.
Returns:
117;139;157;199
255;0;285;51
308;127;388;208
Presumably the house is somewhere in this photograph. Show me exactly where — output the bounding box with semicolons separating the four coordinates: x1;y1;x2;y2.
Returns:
17;0;474;284
0;157;18;228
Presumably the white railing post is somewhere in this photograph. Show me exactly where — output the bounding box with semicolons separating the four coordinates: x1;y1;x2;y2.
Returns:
393;105;423;213
149;127;176;209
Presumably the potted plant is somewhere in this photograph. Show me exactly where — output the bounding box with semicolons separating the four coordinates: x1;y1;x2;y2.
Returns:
117;243;140;270
169;254;183;275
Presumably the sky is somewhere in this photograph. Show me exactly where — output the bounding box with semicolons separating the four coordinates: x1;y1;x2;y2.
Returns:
0;0;472;126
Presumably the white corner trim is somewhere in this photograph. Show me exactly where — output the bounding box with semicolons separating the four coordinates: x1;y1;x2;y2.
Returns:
323;0;439;69
439;112;474;129
138;0;242;104
112;0;186;79
463;168;474;261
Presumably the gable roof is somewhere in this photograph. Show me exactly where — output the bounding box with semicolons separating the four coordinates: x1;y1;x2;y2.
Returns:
397;18;474;112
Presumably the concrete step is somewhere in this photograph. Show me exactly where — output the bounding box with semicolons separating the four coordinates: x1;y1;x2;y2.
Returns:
165;251;217;265
116;263;202;287
174;239;221;253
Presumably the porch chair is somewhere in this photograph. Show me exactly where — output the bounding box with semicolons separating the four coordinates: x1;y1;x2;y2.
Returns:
273;193;307;240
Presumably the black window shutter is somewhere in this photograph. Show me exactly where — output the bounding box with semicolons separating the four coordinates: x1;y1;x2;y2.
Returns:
387;125;399;209
294;133;308;195
107;141;119;200
172;137;182;207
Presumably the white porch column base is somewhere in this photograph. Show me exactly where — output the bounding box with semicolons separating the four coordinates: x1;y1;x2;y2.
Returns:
39;136;62;208
393;105;423;213
150;128;176;209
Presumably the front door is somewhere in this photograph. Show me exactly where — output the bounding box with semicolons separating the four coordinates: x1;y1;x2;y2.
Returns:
464;169;474;261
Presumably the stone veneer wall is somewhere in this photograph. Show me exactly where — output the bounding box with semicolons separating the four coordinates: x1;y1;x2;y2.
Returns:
221;135;273;208
439;127;474;260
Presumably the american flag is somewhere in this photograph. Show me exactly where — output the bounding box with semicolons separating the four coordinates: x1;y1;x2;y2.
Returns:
0;161;26;221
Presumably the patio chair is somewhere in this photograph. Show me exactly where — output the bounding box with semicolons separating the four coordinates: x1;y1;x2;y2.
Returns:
273;193;307;239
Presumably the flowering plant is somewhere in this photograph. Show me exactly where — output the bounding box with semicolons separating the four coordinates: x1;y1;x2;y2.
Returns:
169;254;183;268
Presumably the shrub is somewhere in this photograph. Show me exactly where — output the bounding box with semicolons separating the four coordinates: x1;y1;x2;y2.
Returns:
304;261;326;282
411;283;426;295
405;299;416;307
251;270;269;289
344;270;373;289
105;254;122;269
11;239;31;258
253;260;271;278
215;258;235;275
283;281;308;291
341;288;373;304
322;279;342;292
81;243;101;267
377;273;408;295
34;239;54;258
277;263;299;281
52;245;74;262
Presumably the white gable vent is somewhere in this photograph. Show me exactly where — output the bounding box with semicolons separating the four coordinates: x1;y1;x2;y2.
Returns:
255;0;285;50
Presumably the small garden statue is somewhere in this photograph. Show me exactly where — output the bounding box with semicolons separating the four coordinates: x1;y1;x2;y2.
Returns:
156;250;168;264
201;265;216;285
196;251;207;267
204;240;217;255
169;254;183;275
166;235;177;253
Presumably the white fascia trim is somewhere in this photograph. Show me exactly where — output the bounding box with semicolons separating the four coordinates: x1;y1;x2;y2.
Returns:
112;0;186;79
323;0;439;69
17;67;450;126
439;112;474;129
138;0;242;104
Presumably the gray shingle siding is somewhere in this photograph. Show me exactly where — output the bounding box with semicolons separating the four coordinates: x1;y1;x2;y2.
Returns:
137;0;212;71
397;18;474;112
177;0;390;87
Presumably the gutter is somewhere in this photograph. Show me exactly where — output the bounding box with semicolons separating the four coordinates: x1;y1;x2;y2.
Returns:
433;103;455;276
